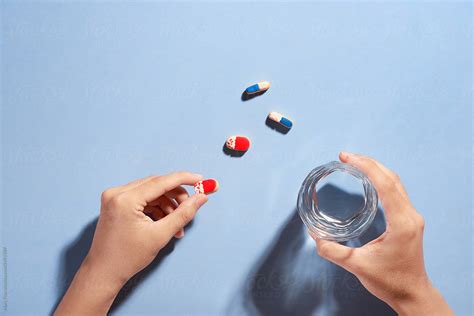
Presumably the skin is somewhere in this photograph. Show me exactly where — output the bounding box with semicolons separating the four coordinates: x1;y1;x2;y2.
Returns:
55;154;454;315
54;172;208;316
311;152;454;316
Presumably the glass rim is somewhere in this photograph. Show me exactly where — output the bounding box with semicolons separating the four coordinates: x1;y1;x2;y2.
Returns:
297;161;378;242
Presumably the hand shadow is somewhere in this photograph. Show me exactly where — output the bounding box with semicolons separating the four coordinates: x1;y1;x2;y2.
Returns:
51;216;185;315
226;184;396;316
50;218;98;315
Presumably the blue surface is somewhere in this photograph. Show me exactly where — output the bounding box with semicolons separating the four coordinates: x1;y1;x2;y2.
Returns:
1;1;472;315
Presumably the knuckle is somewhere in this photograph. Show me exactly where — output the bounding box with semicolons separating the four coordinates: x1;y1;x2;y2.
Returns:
109;193;129;209
362;157;377;169
399;216;423;239
101;189;114;203
176;171;195;180
148;175;161;182
391;172;401;183
414;213;425;230
169;170;187;178
148;176;163;187
178;211;192;226
381;178;397;193
317;244;329;257
365;155;377;163
150;176;162;183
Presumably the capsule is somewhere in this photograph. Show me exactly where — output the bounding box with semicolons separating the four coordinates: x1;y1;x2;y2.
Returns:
268;112;293;129
226;135;251;151
194;179;219;194
245;81;270;94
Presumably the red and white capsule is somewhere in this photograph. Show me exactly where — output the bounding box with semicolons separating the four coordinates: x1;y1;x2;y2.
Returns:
226;135;251;151
194;179;219;194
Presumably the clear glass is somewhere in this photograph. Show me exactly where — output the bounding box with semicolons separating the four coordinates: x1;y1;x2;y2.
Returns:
297;161;378;242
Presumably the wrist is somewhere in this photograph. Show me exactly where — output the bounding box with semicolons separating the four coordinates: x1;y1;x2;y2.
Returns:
80;254;127;294
392;280;454;316
82;253;129;290
55;255;127;316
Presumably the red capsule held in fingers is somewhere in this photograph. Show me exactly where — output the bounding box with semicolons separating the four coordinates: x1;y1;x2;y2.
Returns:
194;179;219;194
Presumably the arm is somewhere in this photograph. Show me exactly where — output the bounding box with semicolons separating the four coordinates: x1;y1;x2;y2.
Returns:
55;172;209;315
311;152;454;316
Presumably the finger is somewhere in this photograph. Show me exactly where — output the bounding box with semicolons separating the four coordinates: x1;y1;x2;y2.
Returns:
144;205;166;221
361;156;410;198
175;229;185;239
154;196;184;238
165;186;190;204
102;175;158;202
144;205;184;239
155;196;178;213
120;175;159;193
149;186;190;206
339;152;410;216
152;194;208;244
310;232;360;274
126;172;203;205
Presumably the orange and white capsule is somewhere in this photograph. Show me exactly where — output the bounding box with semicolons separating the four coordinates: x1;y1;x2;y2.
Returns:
245;81;270;94
194;179;219;194
268;112;293;129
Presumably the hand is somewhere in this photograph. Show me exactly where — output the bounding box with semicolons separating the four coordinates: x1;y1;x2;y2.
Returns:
311;152;454;316
55;172;208;316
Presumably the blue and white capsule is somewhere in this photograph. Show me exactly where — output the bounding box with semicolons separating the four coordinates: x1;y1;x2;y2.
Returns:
245;81;270;94
268;112;293;129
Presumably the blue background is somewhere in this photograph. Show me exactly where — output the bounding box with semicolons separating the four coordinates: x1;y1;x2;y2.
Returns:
1;1;472;315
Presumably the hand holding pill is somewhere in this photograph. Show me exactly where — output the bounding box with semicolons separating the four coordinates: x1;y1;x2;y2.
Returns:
55;172;210;315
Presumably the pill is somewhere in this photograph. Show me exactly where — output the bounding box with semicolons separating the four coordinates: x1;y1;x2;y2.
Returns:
268;112;293;129
245;81;270;94
226;136;251;151
194;179;219;194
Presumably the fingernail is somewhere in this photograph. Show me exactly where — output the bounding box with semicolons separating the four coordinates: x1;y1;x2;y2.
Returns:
194;179;219;194
340;151;355;160
176;230;184;238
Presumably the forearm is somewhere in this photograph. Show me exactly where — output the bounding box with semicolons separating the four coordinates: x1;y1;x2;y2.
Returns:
54;255;125;316
392;284;454;316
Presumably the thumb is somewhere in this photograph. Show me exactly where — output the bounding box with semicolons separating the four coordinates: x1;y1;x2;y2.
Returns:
310;232;359;273
153;194;208;243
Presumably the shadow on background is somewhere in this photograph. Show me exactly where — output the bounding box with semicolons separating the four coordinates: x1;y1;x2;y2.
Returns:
110;238;178;313
222;143;247;157
227;184;396;316
241;90;267;101
51;218;98;315
51;217;184;315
